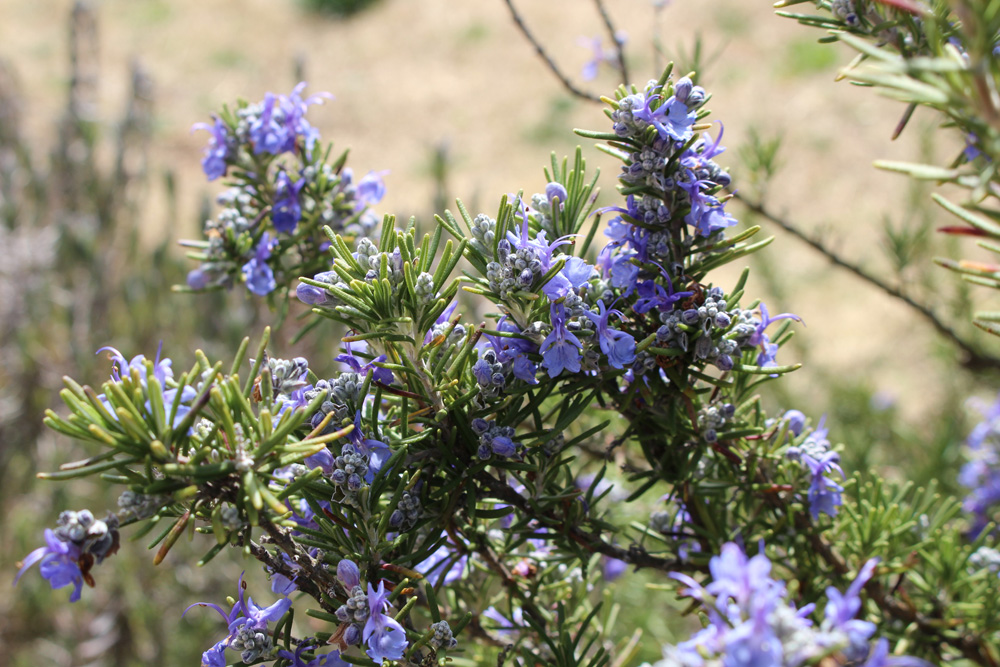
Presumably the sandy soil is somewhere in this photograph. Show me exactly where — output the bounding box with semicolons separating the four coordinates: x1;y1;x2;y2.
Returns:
0;0;983;421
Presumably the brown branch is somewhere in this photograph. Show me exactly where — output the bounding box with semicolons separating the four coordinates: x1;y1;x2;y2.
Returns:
257;517;339;613
593;0;629;87
735;194;1000;373
242;536;338;614
502;0;603;104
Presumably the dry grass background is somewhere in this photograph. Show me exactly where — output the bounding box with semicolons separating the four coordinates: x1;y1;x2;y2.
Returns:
0;0;984;471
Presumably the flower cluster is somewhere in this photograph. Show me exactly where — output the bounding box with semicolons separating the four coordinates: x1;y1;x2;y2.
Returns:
333;560;409;663
960;394;1000;537
605;77;734;251
655;543;927;667
785;414;845;520
15;510;120;602
184;83;386;297
186;575;292;666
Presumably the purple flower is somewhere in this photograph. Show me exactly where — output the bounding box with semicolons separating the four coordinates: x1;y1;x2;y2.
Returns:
749;302;802;370
704;543;783;621
604;249;640;295
355;170;388;212
186;267;213;290
749;302;802;347
545;181;568;205
14;529;84;602
687;196;738;238
540;303;582;377
783;409;807;436
185;573;292;667
297;270;339;306
347;411;391;482
803;450;844;519
824;558;878;659
248;83;330;157
336;340;394;386
584;300;636;369
96;344;196;428
415;535;469;586
577;34;624;81
665;543;926;667
965;133;984;162
278;642;350;667
98;344;173;386
542;255;595;300
250;93;289;155
337;559;361;589
270;571;297;597
633;90;697;143
959;395;1000;536
192;117;234;181
506;210;573;272
632;268;693;315
862;638;932;667
273;171;307;233
364;581;409;663
482;606;524;639
602;556;628;581
242;232;278;296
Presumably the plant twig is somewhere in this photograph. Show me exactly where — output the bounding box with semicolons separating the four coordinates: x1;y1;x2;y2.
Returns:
593;0;629;87
735;193;1000;372
502;0;603;104
476;472;690;572
243;536;337;614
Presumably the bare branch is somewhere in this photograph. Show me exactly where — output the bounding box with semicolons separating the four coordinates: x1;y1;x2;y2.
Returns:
593;0;629;87
735;193;1000;372
502;0;603;104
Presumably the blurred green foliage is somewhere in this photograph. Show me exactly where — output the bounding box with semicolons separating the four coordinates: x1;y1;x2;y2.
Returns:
300;0;385;19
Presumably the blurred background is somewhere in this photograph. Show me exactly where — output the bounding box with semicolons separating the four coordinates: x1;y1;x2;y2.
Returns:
1;0;995;664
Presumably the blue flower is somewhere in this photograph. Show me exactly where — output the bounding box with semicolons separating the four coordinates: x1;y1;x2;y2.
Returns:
247;83;330;157
336;340;394;386
250;92;289;155
783;409;807;436
633;90;697;142
665;543;926;667
192;117;234;181
540;303;582;377
749;302;802;370
803;450;844;519
703;543;783;621
273;171;307;233
577;34;624;81
861;638;931;667
355;170;388;212
96;344;197;428
584;300;636;369
481;606;524;640
278;642;350;667
363;581;408;663
823;558;878;659
347;411;391;483
415;534;469;586
542;255;595;300
749;302;802;347
337;559;361;589
602;556;628;581
242;232;278;296
14;529;84;602
185;573;292;667
633;267;693;315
